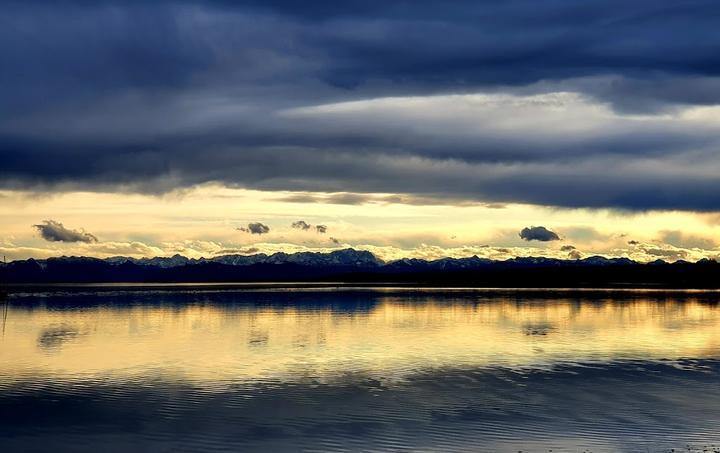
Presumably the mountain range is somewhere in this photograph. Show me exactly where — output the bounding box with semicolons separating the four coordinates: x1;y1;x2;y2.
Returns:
1;249;719;287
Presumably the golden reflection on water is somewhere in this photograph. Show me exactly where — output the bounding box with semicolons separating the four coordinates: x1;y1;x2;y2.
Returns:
2;296;720;384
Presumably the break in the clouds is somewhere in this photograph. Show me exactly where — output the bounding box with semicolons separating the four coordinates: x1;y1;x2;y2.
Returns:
237;222;270;235
3;1;720;210
519;226;560;242
33;220;98;243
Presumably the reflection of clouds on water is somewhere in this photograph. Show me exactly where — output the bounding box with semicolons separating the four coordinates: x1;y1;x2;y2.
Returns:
4;293;720;383
523;323;556;336
293;333;310;349
37;325;81;351
316;331;327;348
2;292;720;451
248;330;268;348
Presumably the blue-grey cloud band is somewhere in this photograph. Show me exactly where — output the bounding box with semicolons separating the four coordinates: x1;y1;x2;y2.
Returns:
2;1;720;210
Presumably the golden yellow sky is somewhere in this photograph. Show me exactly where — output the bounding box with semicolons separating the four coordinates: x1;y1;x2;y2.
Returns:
1;185;719;262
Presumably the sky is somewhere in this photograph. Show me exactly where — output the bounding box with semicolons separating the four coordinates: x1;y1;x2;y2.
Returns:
2;0;720;262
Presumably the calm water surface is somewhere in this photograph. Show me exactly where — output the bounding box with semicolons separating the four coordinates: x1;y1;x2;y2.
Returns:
1;288;720;452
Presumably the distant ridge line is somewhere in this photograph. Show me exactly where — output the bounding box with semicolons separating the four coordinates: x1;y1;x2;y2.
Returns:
1;247;702;268
1;248;719;287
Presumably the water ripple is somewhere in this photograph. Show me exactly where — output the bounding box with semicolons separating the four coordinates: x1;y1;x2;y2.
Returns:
1;290;720;451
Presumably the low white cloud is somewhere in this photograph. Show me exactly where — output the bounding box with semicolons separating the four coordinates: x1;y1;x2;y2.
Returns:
2;238;718;264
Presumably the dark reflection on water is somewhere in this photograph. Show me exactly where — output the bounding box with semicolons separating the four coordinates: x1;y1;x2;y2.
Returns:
1;289;720;452
36;325;82;351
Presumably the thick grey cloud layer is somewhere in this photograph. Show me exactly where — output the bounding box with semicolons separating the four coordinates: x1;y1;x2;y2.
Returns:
520;226;560;242
33;220;98;243
3;1;720;210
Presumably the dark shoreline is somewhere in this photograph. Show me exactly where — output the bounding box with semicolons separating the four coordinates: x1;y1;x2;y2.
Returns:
7;282;720;298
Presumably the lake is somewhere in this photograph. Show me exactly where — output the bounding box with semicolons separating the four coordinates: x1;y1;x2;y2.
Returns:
1;287;720;452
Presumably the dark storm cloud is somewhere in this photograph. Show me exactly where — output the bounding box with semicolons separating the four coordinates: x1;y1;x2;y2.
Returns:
5;0;720;110
560;245;576;252
4;1;720;210
33;220;98;243
315;225;327;234
238;223;270;235
519;226;560;242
